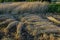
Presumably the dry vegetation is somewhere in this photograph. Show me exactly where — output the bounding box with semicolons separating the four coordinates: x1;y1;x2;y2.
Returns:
0;2;60;40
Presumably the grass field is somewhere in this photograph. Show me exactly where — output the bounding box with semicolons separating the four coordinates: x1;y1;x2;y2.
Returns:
0;2;60;40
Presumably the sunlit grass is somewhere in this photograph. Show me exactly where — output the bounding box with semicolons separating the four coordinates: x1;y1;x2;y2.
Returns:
0;2;60;40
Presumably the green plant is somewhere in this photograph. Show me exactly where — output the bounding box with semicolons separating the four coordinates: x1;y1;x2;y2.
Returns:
0;0;3;3
48;3;60;13
0;0;16;2
26;0;37;2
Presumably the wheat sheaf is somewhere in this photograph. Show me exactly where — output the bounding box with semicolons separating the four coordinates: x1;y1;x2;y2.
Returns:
0;2;60;40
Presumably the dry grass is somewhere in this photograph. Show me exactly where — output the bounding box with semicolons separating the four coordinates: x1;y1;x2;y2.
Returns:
0;2;60;40
0;2;49;14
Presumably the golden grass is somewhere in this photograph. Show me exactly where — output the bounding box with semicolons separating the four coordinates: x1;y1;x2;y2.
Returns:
47;16;60;24
0;2;60;40
0;2;49;14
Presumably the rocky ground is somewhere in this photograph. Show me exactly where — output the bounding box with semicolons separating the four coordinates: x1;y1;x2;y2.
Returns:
0;2;60;40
